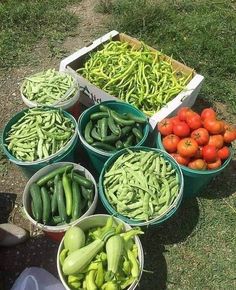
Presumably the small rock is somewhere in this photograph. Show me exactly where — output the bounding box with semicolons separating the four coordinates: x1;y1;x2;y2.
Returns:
0;223;29;247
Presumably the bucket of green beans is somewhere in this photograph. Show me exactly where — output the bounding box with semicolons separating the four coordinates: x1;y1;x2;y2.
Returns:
98;147;184;226
77;101;150;174
20;69;80;114
2;107;78;178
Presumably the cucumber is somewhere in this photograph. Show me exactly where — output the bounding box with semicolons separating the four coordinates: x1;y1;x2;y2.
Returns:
100;117;108;139
29;183;43;222
90;112;109;121
57;179;67;222
71;181;82;221
108;116;121;135
92;142;116;152
110;110;135;126
41;186;51;225
51;174;60;215
84;120;94;144
37;165;74;186
72;172;93;189
81;186;93;201
132;127;143;140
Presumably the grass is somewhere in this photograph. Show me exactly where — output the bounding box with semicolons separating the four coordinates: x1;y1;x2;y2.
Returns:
97;1;236;289
0;0;81;69
97;0;236;114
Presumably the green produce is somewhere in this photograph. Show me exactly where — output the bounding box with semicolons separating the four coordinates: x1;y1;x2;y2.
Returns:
77;41;192;116
21;68;78;105
106;235;124;279
28;165;95;226
29;183;43;222
64;226;86;253
41;186;51;224
6;108;75;161
83;104;147;152
59;217;143;289
62;226;116;275
103;149;180;221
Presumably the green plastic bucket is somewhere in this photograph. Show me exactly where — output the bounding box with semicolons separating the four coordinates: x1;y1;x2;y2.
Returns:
156;133;232;198
98;146;184;227
77;100;150;174
2;107;79;178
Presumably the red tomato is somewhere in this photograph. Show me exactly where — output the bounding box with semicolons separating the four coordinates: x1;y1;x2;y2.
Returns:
157;118;173;136
202;144;218;162
173;121;190;138
177;138;198;158
223;125;236;143
170;153;190;166
218;146;230;160
186;113;202;130
188;159;207;170
162;134;180;153
201;108;216;121
169;116;181;126
191;128;209;146
177;107;195;121
207;158;222;170
194;146;203;158
203;118;225;135
208;134;224;149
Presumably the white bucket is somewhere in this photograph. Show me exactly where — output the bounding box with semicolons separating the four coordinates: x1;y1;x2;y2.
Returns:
57;214;144;290
23;162;98;241
20;70;80;111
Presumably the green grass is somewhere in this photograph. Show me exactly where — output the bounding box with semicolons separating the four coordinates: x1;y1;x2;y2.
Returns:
97;0;236;113
95;1;236;289
0;0;81;69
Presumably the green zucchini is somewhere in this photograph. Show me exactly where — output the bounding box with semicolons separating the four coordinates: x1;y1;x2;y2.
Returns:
29;183;43;222
71;180;82;221
41;186;51;224
56;179;67;222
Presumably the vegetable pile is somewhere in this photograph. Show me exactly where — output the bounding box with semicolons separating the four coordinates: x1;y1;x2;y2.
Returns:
83;104;147;152
6;108;75;161
77;41;192;116
21;69;78;105
59;217;143;290
103;149;180;222
29;164;94;225
158;107;236;170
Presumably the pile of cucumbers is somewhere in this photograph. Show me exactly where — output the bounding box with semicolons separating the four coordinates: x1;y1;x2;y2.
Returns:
83;104;147;152
29;164;94;226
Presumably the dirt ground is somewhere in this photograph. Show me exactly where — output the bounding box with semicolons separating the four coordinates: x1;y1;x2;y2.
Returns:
0;1;236;289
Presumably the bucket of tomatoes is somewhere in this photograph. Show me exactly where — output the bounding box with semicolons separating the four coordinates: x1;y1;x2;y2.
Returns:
156;107;236;198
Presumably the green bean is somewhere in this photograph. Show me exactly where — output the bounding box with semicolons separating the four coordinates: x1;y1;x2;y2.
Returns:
6;108;75;161
103;150;180;222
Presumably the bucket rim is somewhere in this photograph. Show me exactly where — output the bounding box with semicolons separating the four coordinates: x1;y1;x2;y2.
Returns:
98;146;184;226
157;132;232;174
2;107;78;166
77;100;150;157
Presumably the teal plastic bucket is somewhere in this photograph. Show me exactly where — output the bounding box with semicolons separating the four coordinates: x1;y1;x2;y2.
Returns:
2;108;79;178
98;146;184;227
77;100;150;174
156;133;232;198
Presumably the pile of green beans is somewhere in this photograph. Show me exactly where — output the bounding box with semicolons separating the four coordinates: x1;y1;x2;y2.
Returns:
83;104;147;152
77;41;192;116
6;108;75;162
21;69;78;105
103;150;180;221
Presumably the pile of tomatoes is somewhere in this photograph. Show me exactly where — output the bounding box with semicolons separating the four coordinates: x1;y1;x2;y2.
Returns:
157;107;236;170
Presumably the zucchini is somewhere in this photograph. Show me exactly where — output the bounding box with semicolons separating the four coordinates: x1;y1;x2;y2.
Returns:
106;235;124;276
36;165;73;186
51;174;59;215
56;179;67;222
72;172;93;189
41;186;51;224
71;180;82;221
29;183;43;222
64;226;85;253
